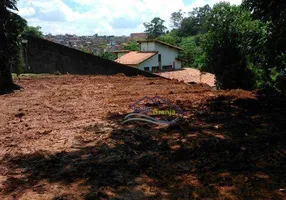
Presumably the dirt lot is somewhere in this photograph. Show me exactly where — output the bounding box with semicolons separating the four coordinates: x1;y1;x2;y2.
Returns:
0;74;285;200
156;68;216;87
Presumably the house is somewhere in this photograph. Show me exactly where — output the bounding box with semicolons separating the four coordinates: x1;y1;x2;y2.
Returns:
115;40;183;72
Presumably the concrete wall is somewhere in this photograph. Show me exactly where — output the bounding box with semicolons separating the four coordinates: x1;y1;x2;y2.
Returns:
24;36;159;77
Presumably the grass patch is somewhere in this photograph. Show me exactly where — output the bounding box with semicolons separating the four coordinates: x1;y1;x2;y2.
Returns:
12;73;50;79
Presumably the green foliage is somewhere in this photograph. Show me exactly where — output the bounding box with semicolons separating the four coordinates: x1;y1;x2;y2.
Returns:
178;5;211;37
7;13;28;71
158;30;181;46
122;41;140;51
81;47;117;62
178;36;205;69
3;0;18;10
0;0;27;88
80;47;94;54
242;0;285;22
170;10;184;29
243;0;286;93
23;26;43;38
201;2;267;90
98;52;117;61
151;1;285;93
275;68;286;94
144;17;167;39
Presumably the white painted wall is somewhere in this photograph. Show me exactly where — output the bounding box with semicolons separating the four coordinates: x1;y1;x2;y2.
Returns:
139;42;182;70
174;59;182;70
138;55;159;71
154;43;182;69
141;42;156;51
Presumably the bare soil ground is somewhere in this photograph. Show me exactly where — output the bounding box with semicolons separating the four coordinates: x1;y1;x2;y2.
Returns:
0;74;285;200
156;68;216;87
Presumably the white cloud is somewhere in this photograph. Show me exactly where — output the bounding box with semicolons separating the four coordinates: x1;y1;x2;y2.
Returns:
18;7;36;17
17;0;242;36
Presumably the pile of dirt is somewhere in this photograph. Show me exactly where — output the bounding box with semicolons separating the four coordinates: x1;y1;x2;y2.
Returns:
0;74;285;200
156;68;216;87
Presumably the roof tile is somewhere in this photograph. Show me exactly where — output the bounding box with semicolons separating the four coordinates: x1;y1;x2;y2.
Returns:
115;51;158;65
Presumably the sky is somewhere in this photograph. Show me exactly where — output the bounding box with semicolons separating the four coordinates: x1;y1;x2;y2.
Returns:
17;0;242;36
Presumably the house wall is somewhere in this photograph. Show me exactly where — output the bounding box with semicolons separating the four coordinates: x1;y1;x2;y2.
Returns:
23;36;159;77
140;42;182;70
154;43;182;69
174;59;182;70
138;55;159;71
141;42;156;51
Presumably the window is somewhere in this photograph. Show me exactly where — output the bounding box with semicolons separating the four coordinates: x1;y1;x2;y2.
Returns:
152;66;159;72
162;65;173;70
158;54;161;62
144;67;150;72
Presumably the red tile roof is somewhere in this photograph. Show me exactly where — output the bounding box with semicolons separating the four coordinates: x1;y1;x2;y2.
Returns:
115;51;158;65
111;50;130;53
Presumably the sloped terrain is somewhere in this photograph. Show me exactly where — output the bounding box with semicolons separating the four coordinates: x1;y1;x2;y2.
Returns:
156;68;216;87
0;74;285;200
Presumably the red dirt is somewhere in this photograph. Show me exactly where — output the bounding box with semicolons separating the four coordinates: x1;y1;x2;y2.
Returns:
0;74;285;200
156;68;216;87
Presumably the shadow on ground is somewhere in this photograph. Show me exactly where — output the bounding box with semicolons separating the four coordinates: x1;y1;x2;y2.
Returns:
0;83;21;95
1;92;286;199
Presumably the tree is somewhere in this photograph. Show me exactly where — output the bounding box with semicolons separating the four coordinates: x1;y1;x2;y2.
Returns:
7;12;27;75
80;47;94;54
98;51;117;61
243;0;286;92
158;30;181;46
170;10;184;29
122;41;140;51
202;2;267;90
179;36;205;69
178;5;211;37
0;0;22;91
23;26;43;38
144;17;167;39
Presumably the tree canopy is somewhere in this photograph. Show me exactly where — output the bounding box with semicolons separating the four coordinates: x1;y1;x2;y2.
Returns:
170;10;184;29
23;26;43;38
201;2;267;89
178;5;211;37
243;0;286;92
148;1;285;92
144;17;167;39
122;41;140;51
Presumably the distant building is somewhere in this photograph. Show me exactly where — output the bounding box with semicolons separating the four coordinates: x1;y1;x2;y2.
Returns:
129;33;148;41
115;40;183;72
